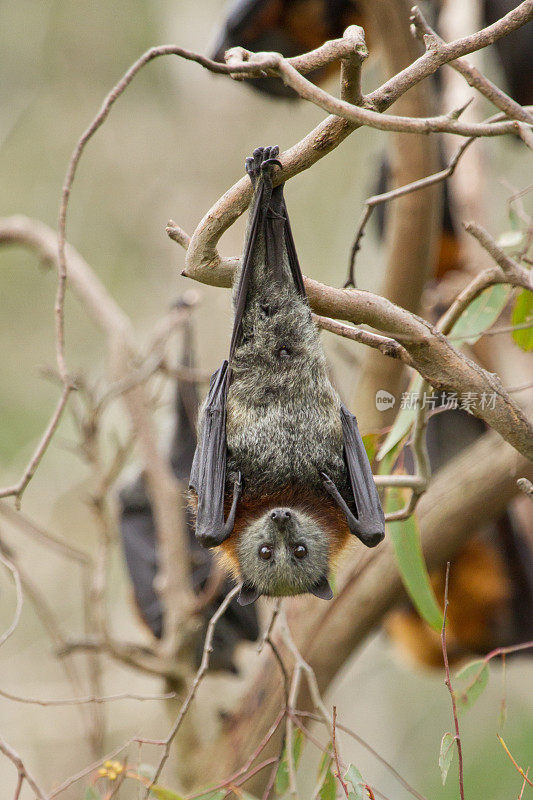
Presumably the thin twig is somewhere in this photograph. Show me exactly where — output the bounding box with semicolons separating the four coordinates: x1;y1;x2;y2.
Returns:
345;133;474;287
411;6;533;127
314;314;413;364
0;687;176;706
145;586;240;796
332;707;349;798
295;711;428;800
0;552;23;648
442;563;465;800
0;383;72;506
0;736;49;800
497;735;533;787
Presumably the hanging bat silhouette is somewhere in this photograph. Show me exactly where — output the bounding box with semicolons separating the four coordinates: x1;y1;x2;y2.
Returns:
119;306;259;671
189;146;385;605
211;0;365;97
386;402;533;668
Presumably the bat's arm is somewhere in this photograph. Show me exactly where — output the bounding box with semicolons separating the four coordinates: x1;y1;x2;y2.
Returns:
321;405;385;548
190;361;234;548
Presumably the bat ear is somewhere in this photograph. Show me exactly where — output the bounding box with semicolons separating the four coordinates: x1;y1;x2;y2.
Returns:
238;583;261;606
309;576;333;601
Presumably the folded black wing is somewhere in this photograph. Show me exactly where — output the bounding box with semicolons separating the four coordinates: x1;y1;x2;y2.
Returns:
322;405;385;548
190;361;233;547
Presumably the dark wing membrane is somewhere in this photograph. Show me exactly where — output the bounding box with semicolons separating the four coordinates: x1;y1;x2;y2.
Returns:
190;361;232;547
341;404;385;545
321;406;384;547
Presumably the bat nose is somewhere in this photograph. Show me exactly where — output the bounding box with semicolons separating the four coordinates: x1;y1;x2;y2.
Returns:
270;508;292;523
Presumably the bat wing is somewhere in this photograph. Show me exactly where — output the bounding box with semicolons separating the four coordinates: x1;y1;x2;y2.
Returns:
322;405;385;547
190;360;242;547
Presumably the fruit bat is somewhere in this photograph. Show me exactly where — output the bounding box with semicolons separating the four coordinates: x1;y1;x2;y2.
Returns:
211;0;365;97
119;306;259;671
189;146;385;605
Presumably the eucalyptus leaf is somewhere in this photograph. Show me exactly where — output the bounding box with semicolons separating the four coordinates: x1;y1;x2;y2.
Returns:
454;659;489;713
319;768;336;800
377;374;424;460
449;284;511;347
439;732;455;785
83;788;102;800
386;488;443;631
511;290;533;351
345;764;365;800
150;786;185;800
275;754;289;795
362;432;380;463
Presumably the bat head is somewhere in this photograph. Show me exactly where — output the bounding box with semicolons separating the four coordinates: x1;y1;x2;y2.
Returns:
236;507;333;605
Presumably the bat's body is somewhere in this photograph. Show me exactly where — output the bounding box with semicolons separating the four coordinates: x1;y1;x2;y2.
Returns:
190;147;384;603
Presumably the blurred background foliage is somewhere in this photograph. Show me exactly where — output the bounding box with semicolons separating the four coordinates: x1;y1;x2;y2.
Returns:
0;1;532;798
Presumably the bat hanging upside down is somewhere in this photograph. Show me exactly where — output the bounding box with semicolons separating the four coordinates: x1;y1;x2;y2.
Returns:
189;146;385;605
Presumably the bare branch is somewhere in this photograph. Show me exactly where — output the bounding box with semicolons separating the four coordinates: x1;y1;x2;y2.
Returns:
0;687;175;707
313;314;413;364
441;563;465;800
518;477;533;499
0;736;48;800
146;585;241;796
465;221;533;291
0;384;72;506
411;6;533;127
0;552;23;648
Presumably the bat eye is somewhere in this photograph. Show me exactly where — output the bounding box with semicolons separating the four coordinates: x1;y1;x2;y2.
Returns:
293;544;307;560
278;347;291;359
259;544;273;561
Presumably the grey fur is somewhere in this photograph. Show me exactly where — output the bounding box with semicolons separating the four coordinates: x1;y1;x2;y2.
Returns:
225;177;348;501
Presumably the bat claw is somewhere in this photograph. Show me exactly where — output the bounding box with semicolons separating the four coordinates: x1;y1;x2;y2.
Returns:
245;146;281;185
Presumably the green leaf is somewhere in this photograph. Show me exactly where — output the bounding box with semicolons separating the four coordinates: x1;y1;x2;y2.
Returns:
344;764;365;800
150;786;185;800
275;754;289;795
511;290;533;351
319;768;336;800
439;732;455;785
317;744;332;777
292;728;304;768
275;730;304;795
83;788;102;800
377;375;423;460
362;432;380;463
386;489;443;631
449;284;511;347
454;659;489;713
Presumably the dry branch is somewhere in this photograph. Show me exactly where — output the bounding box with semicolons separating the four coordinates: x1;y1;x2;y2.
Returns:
0;736;48;800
